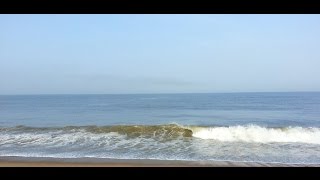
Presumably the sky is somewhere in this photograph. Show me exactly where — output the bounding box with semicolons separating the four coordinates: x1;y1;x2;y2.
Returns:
1;14;320;94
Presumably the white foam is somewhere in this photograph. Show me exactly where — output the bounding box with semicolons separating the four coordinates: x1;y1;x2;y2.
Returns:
0;130;124;147
191;125;320;144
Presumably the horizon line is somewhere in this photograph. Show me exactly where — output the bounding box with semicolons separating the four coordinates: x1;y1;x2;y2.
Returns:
1;91;320;96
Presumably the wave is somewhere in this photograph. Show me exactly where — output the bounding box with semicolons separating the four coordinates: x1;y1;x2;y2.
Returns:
1;124;320;144
190;125;320;144
0;124;193;138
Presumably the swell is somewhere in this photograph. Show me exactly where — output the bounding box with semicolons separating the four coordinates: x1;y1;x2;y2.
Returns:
1;124;320;144
0;124;193;138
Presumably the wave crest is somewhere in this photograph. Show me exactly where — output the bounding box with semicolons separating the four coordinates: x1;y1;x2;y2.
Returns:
1;124;320;144
190;125;320;144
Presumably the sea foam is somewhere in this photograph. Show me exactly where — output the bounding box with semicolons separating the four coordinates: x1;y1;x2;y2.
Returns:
191;125;320;144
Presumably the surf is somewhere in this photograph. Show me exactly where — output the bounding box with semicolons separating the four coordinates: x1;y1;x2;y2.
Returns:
1;124;320;144
189;125;320;144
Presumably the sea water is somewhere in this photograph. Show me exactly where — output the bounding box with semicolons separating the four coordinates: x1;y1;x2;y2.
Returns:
0;92;320;164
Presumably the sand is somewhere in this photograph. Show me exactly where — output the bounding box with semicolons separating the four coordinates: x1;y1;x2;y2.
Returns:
0;156;318;167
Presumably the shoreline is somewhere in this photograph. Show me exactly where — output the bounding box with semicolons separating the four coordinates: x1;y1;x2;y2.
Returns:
0;156;319;167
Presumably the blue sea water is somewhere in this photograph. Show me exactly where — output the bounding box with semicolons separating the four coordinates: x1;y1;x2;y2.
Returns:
1;92;320;164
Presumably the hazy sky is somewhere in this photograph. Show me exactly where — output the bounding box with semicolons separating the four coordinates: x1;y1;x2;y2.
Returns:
1;15;320;94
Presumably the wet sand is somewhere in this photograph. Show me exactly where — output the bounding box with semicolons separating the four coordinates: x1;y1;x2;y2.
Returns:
0;156;318;167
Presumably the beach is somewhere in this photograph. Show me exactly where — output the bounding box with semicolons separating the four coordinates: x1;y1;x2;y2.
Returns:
0;156;319;167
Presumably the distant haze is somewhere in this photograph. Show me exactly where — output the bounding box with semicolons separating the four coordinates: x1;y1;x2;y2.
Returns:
1;15;320;94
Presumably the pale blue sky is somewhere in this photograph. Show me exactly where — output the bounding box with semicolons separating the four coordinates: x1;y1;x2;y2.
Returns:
1;15;320;94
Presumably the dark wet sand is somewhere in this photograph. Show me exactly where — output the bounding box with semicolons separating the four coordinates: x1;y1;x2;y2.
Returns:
0;156;318;167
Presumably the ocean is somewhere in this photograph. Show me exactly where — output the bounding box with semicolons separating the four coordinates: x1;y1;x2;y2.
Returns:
0;92;320;164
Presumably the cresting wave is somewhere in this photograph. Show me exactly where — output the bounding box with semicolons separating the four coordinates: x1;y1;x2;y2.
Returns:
190;125;320;144
1;124;320;144
0;124;193;138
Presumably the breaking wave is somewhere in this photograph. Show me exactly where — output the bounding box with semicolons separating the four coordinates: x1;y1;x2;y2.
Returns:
1;124;320;144
190;125;320;144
